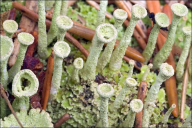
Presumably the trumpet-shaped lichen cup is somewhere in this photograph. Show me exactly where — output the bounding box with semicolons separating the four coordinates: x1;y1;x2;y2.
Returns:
71;58;84;84
3;20;18;38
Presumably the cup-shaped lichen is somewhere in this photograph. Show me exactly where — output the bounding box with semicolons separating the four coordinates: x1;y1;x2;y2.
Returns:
153;3;188;69
142;63;153;81
96;1;108;27
121;99;143;127
81;23;117;81
142;13;169;64
113;9;128;32
8;32;34;84
97;83;114;127
110;78;137;111
71;58;84;84
162;104;176;124
56;15;73;41
12;69;39;112
3;20;18;38
47;0;62;45
97;9;126;72
50;41;71;101
142;63;174;127
0;35;14;89
109;4;147;71
176;26;191;81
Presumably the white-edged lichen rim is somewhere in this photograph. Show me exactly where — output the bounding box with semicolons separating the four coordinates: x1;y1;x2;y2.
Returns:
97;83;114;98
113;9;128;20
126;78;138;87
12;69;39;97
130;99;143;113
53;41;71;58
155;13;170;28
182;26;191;36
160;63;174;78
131;4;147;19
56;15;73;30
73;58;84;69
171;3;188;17
3;20;18;34
96;23;117;43
17;32;34;46
129;60;135;66
0;35;14;61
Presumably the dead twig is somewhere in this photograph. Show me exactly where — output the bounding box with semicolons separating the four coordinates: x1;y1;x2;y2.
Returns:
54;113;71;128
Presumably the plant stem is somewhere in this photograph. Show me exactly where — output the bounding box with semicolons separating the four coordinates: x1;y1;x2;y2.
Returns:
61;0;68;15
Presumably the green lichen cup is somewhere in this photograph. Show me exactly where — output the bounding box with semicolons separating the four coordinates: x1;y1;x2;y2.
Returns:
131;4;147;20
53;41;71;59
18;32;34;46
3;20;18;38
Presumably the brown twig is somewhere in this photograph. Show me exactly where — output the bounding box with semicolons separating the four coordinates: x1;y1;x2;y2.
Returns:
54;113;71;128
180;50;191;121
135;81;147;128
41;51;54;110
8;8;17;20
0;84;24;128
26;31;38;57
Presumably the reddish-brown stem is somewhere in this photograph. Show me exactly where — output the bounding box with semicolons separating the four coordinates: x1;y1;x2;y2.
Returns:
180;51;191;121
0;84;24;128
26;31;38;57
135;81;148;128
8;8;17;20
41;51;54;110
54;113;71;128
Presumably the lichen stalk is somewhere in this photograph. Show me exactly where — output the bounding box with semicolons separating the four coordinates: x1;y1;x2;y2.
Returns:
176;26;191;81
97;9;126;72
38;0;49;59
81;23;117;81
110;78;137;111
12;69;39;112
96;1;108;27
142;13;169;64
127;60;135;78
3;20;18;38
142;63;153;81
0;35;14;89
56;15;73;41
162;104;176;124
109;4;147;71
142;63;174;127
71;58;83;84
61;0;68;15
47;0;62;45
49;41;70;101
8;32;34;84
153;3;188;69
97;83;114;127
121;99;143;127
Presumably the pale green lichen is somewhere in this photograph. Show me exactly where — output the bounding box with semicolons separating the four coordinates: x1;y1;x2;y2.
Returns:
45;0;55;11
142;13;169;64
142;63;153;81
47;0;62;45
38;0;49;59
109;4;147;71
61;0;68;15
3;20;18;38
127;60;135;78
110;78;137;111
162;104;176;124
81;23;117;81
96;1;108;27
97;9;126;72
8;32;34;84
142;63;174;127
71;58;84;84
0;108;53;127
176;26;191;81
50;41;70;101
121;99;143;127
97;83;114;127
12;69;39;112
153;3;188;69
56;15;73;41
0;35;14;89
